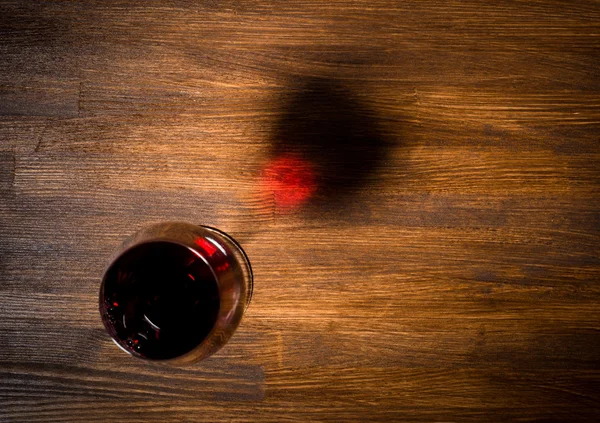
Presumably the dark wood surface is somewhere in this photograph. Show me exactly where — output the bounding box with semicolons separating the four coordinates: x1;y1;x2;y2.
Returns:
1;1;599;421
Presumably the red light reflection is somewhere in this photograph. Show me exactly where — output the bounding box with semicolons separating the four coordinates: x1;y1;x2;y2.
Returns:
216;262;229;273
194;237;218;257
260;154;316;210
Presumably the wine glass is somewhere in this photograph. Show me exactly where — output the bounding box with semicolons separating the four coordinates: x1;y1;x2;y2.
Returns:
99;222;253;364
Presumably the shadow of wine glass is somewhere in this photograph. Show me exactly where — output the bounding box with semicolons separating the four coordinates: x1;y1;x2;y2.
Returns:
259;76;396;215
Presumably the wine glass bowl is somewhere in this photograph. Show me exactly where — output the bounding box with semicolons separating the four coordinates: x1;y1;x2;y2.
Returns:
99;222;253;364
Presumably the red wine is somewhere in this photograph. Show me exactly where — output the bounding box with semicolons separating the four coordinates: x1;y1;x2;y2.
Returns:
100;241;220;360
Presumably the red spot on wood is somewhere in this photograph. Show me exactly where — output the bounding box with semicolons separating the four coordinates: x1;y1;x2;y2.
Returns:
261;154;316;209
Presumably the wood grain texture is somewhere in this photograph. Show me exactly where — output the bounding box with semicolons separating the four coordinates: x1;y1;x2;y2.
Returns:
1;0;599;421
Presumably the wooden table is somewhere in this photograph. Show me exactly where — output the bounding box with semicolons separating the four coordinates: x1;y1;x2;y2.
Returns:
1;1;599;421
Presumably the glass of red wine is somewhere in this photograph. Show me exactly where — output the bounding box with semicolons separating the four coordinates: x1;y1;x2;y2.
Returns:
99;222;253;364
